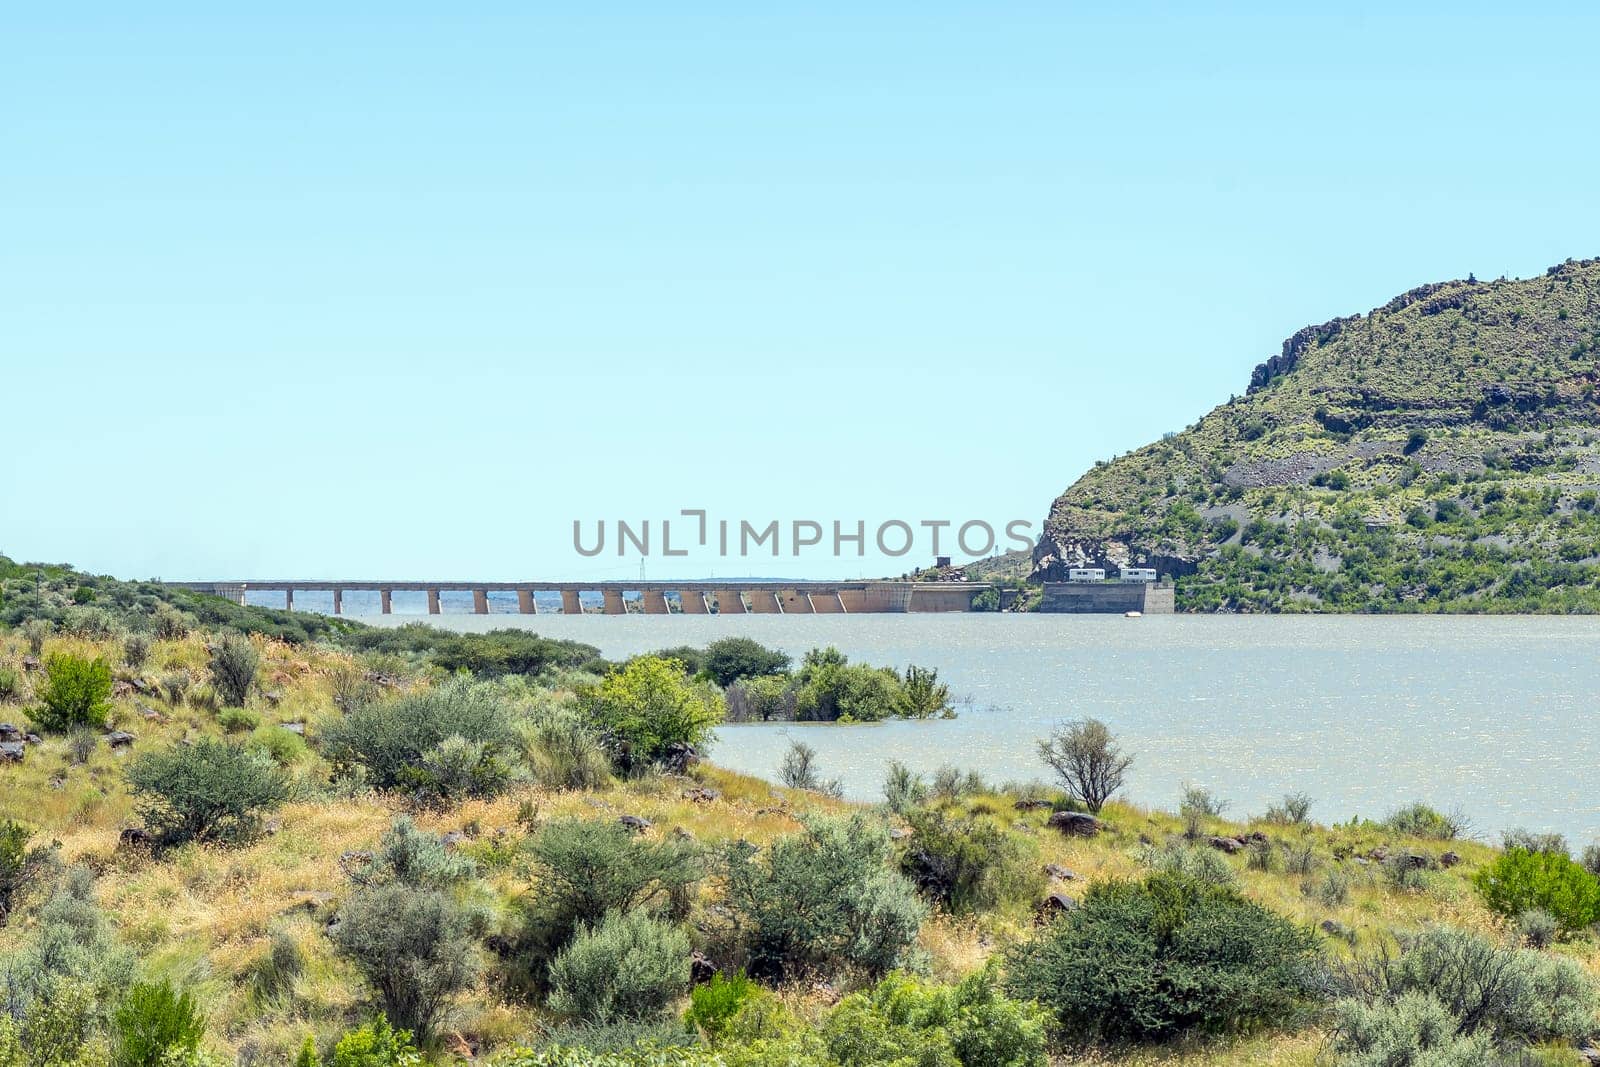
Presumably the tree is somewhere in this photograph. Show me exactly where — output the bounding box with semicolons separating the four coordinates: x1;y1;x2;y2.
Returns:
702;638;790;687
1036;718;1132;813
125;738;292;845
580;656;723;770
32;653;112;732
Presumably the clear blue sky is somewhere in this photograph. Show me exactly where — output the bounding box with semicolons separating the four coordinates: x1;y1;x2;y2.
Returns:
5;4;1600;581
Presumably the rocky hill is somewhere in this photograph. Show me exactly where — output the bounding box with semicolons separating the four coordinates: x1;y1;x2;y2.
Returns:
1033;258;1600;612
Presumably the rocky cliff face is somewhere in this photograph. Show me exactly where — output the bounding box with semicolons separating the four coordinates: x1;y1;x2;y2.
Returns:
1031;259;1600;611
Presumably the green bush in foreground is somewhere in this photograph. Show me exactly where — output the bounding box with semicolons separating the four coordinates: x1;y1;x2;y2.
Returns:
321;680;521;791
580;656;723;770
1004;872;1321;1042
32;653;113;732
823;969;1048;1067
1474;847;1600;931
112;978;205;1067
324;1019;424;1066
899;808;1043;914
125;738;292;846
548;910;690;1025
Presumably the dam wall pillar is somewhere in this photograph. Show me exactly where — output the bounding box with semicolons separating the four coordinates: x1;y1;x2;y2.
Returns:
427;589;441;614
678;590;708;614
517;589;536;614
472;589;489;614
746;588;782;614
602;589;627;615
642;590;669;615
332;589;343;615
561;589;583;614
380;588;393;614
283;589;294;611
711;590;746;615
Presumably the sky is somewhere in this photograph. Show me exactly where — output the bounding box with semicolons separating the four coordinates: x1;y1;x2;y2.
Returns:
5;4;1600;581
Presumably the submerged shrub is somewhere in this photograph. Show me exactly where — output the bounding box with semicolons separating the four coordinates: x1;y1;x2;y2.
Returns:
1035;718;1131;814
321;680;520;791
548;910;690;1025
722;812;925;979
898;808;1043;914
793;652;905;723
898;665;951;719
1474;848;1600;931
208;634;258;708
125;738;292;845
32;653;113;733
1004;872;1321;1042
701;638;790;687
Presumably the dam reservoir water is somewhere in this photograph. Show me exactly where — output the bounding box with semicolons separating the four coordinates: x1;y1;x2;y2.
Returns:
336;607;1600;845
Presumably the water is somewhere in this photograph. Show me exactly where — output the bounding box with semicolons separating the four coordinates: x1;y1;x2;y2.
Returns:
348;611;1600;844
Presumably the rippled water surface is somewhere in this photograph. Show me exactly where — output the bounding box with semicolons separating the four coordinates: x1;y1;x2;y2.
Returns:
350;611;1600;842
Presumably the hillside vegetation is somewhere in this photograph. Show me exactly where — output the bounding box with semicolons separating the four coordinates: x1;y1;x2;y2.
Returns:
1033;257;1600;612
4;559;1600;1065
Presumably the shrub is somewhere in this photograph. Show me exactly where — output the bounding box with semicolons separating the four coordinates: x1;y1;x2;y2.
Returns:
823;968;1048;1067
527;819;700;936
1264;792;1313;825
1004;873;1321;1042
21;619;51;655
161;671;191;706
331;883;480;1044
722;813;925;979
1330;991;1496;1066
898;666;950;718
321;680;520;790
1338;925;1598;1046
208;635;258;707
1138;842;1237;887
247;725;307;766
216;708;260;734
970;587;1000;612
151;607;190;642
0;667;17;702
354;817;478;889
32;653;112;733
793;653;905;723
777;740;839;796
526;707;612;790
0;820;41;924
1385;802;1467;840
684;972;757;1040
326;1019;424;1066
1501;827;1568;855
1310;867;1351;906
898;808;1043;914
1516;908;1558;949
548;911;690;1024
498;1044;720;1066
701;638;790;687
1581;843;1600;878
125;738;292;845
1036;718;1131;813
1474;848;1600;931
113;978;205;1067
407;734;515;803
122;633;151;671
580;657;723;770
1179;784;1228;838
882;761;927;815
723;675;796;723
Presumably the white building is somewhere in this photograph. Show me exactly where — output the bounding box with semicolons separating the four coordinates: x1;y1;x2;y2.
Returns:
1066;567;1106;583
1118;567;1157;583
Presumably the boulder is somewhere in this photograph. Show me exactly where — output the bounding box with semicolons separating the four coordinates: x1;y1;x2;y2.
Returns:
1039;892;1079;917
119;827;151;848
338;850;373;875
681;786;721;803
441;831;466;850
659;743;700;774
1320;919;1350;938
1208;836;1244;854
889;827;912;841
618;815;652;833
1393;852;1430;871
1439;851;1462;868
1042;863;1078;881
1012;798;1052;811
264;691;284;707
689;951;717;984
103;731;136;749
1046;811;1101;837
24;734;40;746
279;722;305;735
0;724;20;743
0;742;24;764
21;656;40;673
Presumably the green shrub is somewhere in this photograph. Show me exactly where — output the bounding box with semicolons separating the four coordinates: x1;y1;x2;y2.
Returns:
33;653;113;733
21;619;51;655
113;978;205;1067
208;635;258;707
1309;866;1351;906
1004;872;1321;1042
326;1019;424;1066
125;738;292;845
0;667;20;702
701;638;789;687
1474;848;1600;931
216;708;260;734
1338;925;1598;1046
321;680;521;791
722;812;925;979
548;910;690;1024
1516;908;1558;949
1385;802;1466;840
793;651;905;723
497;1044;721;1066
246;725;306;766
122;633;151;671
898;808;1042;914
684;972;757;1040
1138;842;1238;887
1263;792;1313;825
151;607;190;642
777;740;839;796
0;820;33;922
526;707;612;790
405;734;515;803
882;761;927;815
1501;827;1568;855
822;968;1048;1067
331;883;480;1044
722;675;796;723
1330;991;1496;1066
580;656;723;769
353;817;477;889
970;587;1000;612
